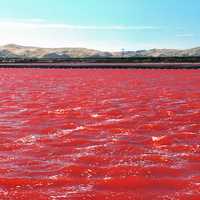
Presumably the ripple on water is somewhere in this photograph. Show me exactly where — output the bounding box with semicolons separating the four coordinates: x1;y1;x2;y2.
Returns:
0;69;200;199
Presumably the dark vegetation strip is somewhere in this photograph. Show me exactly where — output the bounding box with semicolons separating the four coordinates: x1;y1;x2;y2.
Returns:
1;57;200;69
1;56;200;63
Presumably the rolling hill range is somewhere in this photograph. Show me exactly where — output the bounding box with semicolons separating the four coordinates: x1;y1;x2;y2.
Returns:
1;44;200;58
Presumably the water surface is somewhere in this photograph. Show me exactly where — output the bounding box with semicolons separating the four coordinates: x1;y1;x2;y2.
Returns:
0;69;200;199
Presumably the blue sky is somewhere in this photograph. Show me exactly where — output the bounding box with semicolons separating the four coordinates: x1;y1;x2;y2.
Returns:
0;0;199;51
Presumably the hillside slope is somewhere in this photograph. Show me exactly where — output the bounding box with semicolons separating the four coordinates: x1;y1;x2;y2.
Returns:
1;44;200;58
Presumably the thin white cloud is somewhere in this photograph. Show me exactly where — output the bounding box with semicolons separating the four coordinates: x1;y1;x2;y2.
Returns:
0;19;166;51
0;18;46;23
17;18;46;23
0;19;161;31
176;33;194;37
42;24;161;30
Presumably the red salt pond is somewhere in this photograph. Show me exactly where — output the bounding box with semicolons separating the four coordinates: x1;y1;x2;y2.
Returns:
0;68;200;199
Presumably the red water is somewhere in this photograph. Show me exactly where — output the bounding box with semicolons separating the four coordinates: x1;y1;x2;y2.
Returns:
0;69;200;200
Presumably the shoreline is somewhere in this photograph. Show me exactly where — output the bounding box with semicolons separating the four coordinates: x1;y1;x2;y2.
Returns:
0;62;200;69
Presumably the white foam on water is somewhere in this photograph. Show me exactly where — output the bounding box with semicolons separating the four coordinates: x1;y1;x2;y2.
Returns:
50;126;87;138
152;135;166;142
91;114;100;118
16;134;40;145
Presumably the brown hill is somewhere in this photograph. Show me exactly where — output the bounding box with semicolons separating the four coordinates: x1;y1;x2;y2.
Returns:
1;44;200;58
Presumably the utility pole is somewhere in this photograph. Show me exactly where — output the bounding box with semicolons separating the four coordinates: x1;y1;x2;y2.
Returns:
121;48;125;58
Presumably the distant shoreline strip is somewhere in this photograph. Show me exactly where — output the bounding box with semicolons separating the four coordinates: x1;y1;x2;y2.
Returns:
0;63;200;69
